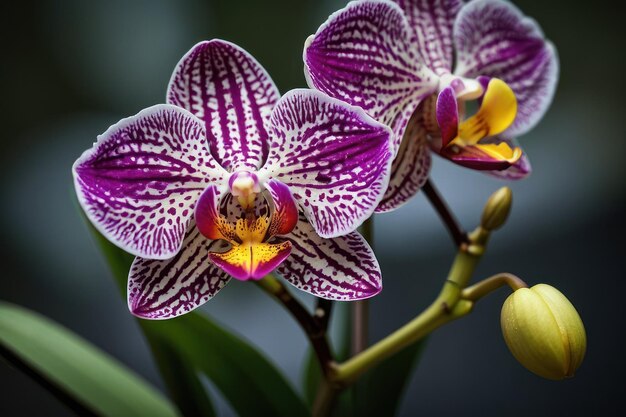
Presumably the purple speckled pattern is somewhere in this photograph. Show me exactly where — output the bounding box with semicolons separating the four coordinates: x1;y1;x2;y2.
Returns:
304;0;558;199
277;215;382;300
74;39;394;317
395;0;462;75
377;110;431;212
73;104;226;259
128;223;231;319
167;40;280;172
259;89;393;238
453;0;558;137
303;0;438;152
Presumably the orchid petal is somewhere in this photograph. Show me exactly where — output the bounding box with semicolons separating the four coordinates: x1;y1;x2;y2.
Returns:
436;86;459;148
277;216;382;300
485;137;532;180
128;225;230;319
260;89;393;238
442;140;523;171
195;185;234;241
376;115;431;212
73;104;226;260
394;0;463;75
167;40;280;171
303;0;438;150
265;179;298;237
453;0;558;136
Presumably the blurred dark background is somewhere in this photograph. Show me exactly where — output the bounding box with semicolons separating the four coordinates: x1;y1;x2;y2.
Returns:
1;0;624;416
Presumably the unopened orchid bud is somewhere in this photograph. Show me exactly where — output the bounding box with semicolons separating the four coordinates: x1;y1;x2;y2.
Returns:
481;187;512;231
501;284;586;380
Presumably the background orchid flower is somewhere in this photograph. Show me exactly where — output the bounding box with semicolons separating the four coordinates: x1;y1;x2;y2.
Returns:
73;40;393;319
304;0;558;211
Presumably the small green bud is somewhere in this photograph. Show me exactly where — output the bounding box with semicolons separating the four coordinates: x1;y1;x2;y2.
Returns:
481;187;512;231
501;284;586;380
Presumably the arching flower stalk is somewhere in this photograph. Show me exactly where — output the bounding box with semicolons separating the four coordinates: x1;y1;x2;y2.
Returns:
304;0;558;211
73;40;394;319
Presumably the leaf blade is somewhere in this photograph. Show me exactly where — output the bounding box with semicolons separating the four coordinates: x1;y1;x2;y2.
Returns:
91;224;309;417
0;302;180;417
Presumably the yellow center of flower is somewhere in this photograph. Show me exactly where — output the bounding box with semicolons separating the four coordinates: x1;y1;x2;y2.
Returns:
448;79;522;164
209;216;290;280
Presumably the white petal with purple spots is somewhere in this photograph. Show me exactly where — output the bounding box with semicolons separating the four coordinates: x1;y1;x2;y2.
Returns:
376;113;431;212
73;104;227;259
167;40;280;171
394;0;463;75
304;0;438;150
259;89;393;238
128;224;231;320
277;216;382;301
453;0;559;136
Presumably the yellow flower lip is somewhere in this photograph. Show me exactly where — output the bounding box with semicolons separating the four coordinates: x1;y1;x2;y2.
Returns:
443;78;522;166
501;284;586;380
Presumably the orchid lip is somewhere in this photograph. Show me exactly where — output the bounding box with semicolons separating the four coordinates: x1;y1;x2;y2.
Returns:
435;78;522;168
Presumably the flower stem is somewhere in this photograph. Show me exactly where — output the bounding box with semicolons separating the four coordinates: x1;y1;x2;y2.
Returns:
312;378;337;417
255;275;335;376
423;179;468;247
462;273;528;301
330;226;489;385
315;298;333;331
352;217;374;354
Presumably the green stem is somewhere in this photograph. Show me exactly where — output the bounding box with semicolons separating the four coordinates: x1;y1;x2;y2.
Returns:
312;379;337;417
331;227;489;385
255;276;335;377
462;273;528;302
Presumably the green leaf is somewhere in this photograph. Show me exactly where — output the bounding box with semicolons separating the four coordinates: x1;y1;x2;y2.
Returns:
146;340;216;417
91;225;309;417
0;302;180;417
355;340;427;417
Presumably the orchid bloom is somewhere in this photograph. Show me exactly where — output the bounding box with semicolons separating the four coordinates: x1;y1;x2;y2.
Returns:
73;40;394;319
304;0;558;211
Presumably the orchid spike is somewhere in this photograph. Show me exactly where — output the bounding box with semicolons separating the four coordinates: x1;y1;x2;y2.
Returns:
304;0;558;211
73;40;393;319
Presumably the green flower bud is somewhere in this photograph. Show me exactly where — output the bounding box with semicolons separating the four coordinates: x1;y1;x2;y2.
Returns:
501;284;586;380
481;187;512;231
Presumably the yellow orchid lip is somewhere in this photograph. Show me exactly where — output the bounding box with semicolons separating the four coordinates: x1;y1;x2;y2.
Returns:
437;78;523;168
195;180;299;281
209;217;292;281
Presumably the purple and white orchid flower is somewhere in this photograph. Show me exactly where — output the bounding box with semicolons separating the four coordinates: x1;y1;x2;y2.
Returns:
304;0;558;211
73;40;394;319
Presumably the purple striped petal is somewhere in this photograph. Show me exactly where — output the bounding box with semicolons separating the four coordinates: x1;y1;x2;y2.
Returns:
167;40;280;171
303;0;438;150
260;89;393;238
394;0;463;75
277;216;382;300
128;225;231;319
453;0;558;136
73;104;227;260
376;113;431;212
